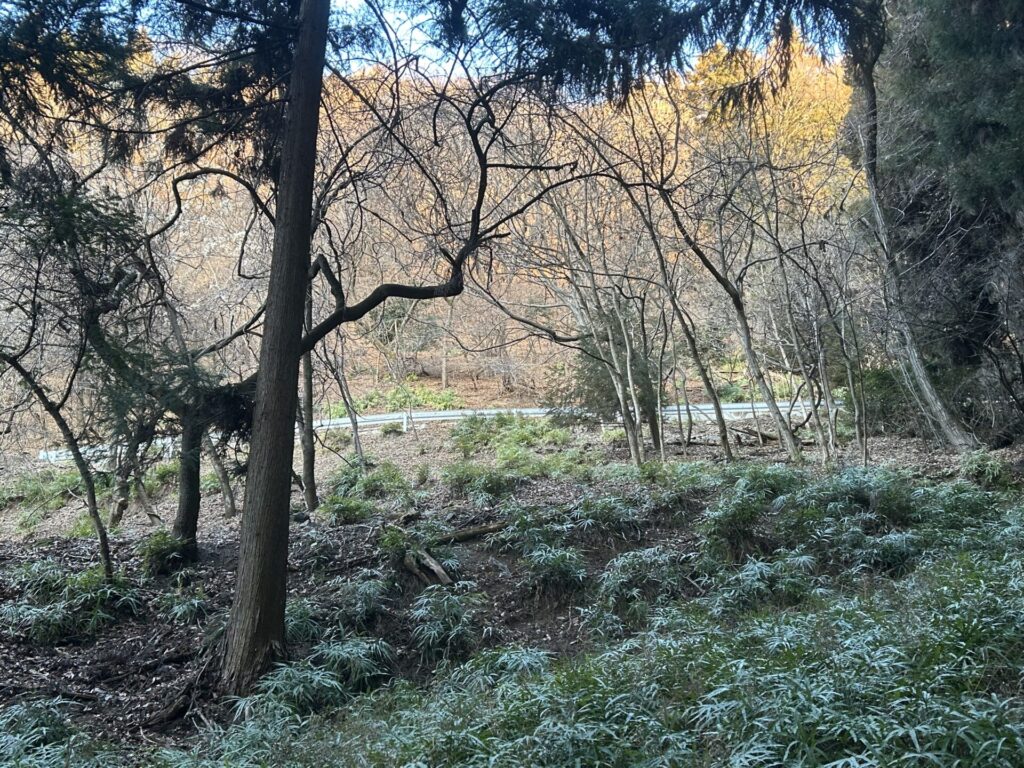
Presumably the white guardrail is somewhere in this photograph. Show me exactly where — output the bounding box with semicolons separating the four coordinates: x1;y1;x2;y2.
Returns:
38;401;816;464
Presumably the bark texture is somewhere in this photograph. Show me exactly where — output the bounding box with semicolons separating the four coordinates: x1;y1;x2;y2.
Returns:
221;0;331;695
171;412;204;562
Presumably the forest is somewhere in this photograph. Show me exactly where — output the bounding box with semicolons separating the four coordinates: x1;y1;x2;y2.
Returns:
1;0;1023;764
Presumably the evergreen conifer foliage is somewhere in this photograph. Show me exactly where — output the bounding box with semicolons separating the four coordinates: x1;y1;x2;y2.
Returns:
484;0;885;100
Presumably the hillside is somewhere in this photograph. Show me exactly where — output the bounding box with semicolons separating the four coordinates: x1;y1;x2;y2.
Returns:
3;418;1024;766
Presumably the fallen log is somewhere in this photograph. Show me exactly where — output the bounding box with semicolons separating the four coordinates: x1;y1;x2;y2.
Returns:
430;520;508;545
417;549;453;585
730;426;778;442
402;549;453;585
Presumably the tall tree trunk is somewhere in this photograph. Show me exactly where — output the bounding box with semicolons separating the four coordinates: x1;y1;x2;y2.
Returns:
859;71;978;451
110;473;130;529
815;322;840;459
338;353;365;466
203;434;237;517
734;305;802;460
640;380;663;457
656;190;771;460
68;440;112;580
616;312;659;458
109;439;134;529
441;298;453;390
654;315;669;461
110;429;144;528
299;288;319;512
222;0;330;695
679;317;731;459
895;315;978;449
605;326;644;465
2;354;112;579
172;411;203;562
670;336;694;451
621;187;731;458
603;355;642;466
323;337;366;465
838;309;869;464
619;399;643;466
777;256;831;462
